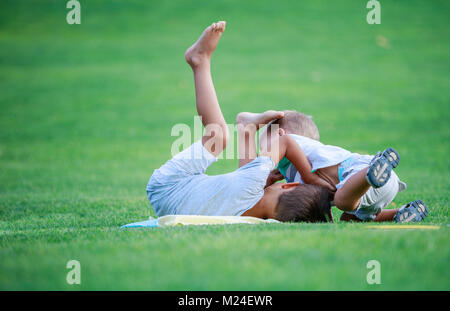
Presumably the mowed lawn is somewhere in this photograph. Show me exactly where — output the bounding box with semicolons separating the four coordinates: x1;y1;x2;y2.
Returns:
0;0;449;290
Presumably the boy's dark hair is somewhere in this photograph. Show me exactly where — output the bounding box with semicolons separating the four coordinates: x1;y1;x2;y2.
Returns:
274;184;333;223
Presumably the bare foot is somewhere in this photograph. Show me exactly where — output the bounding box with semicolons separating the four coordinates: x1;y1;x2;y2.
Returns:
236;111;285;130
185;21;226;68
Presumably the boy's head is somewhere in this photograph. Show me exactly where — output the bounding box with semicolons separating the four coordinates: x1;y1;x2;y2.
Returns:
273;183;333;223
275;110;320;140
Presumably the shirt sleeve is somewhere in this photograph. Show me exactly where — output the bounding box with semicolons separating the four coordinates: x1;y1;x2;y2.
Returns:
277;156;291;177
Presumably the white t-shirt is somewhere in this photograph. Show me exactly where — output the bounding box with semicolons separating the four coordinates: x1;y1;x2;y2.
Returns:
147;141;275;217
279;134;352;183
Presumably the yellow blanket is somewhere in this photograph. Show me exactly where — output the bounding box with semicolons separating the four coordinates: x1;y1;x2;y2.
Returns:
157;215;280;227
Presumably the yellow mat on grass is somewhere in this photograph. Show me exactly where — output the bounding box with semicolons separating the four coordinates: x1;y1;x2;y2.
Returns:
157;215;280;227
366;225;440;230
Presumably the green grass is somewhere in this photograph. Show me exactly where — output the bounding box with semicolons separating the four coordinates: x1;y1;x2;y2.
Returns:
0;0;449;290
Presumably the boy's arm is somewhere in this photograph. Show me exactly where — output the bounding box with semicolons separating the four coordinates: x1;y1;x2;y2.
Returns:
284;136;336;192
265;168;285;188
261;135;336;192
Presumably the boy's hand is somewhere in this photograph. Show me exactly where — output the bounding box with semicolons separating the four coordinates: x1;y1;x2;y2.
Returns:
265;168;285;188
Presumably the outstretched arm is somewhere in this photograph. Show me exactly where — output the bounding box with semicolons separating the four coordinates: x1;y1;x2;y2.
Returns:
260;135;336;192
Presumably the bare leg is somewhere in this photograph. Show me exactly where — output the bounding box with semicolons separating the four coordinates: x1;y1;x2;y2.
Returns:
236;111;284;167
185;21;228;157
373;209;398;222
334;168;371;212
339;212;362;222
340;209;399;222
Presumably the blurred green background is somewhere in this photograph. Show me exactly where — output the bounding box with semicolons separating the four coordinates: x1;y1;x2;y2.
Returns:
0;0;449;290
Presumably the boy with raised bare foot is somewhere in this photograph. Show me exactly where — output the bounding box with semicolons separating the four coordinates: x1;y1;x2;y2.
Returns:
146;21;333;222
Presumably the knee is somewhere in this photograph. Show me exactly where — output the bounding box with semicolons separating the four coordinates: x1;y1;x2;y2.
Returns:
334;192;358;212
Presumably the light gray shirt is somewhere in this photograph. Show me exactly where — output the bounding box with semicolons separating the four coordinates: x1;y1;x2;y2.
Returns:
147;141;274;217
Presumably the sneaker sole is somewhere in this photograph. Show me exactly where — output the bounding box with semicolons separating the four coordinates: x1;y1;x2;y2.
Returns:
395;200;428;223
366;157;392;188
382;147;400;168
412;199;428;218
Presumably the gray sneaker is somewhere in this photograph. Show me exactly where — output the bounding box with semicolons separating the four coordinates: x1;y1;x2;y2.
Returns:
394;200;428;223
366;148;400;188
